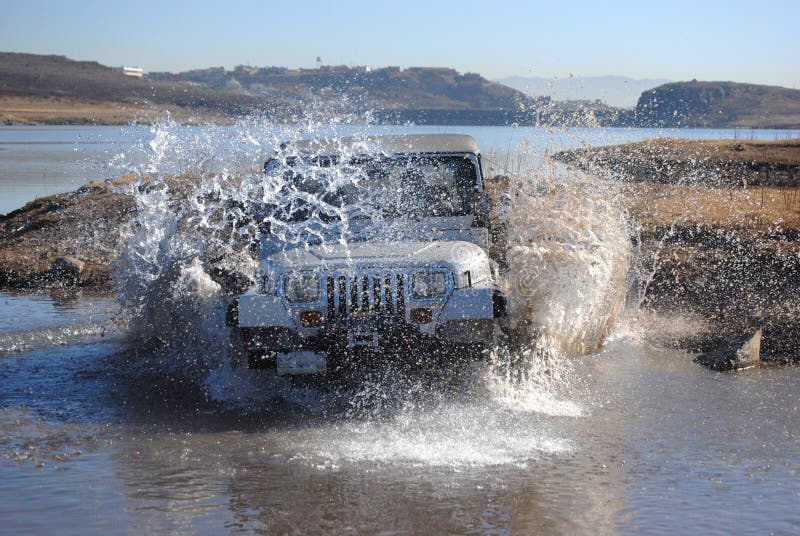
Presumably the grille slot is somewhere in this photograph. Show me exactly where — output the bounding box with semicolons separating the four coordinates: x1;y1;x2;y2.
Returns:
325;272;406;320
326;277;335;319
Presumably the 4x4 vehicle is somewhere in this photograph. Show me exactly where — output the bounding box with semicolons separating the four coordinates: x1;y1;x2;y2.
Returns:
233;134;508;375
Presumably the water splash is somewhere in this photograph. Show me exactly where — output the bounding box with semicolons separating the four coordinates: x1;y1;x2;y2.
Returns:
479;157;631;415
103;115;633;423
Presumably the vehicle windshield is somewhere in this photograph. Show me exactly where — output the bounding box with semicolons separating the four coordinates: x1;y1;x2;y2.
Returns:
265;154;479;222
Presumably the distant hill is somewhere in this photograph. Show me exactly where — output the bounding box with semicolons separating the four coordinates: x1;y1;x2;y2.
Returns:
495;75;670;108
149;65;625;126
1;53;551;125
4;53;799;129
0;52;281;117
150;65;535;112
634;81;800;129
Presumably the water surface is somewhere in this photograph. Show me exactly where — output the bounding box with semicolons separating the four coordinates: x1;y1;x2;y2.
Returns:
0;292;798;534
3;124;799;215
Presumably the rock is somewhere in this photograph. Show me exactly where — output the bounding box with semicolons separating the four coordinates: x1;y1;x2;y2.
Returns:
1;182;134;289
47;256;94;285
695;329;761;371
48;256;85;280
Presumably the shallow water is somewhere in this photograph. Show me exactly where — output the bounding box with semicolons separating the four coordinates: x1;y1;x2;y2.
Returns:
0;293;798;534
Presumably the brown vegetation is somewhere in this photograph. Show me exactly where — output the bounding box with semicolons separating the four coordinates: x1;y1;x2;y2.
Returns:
624;182;800;232
0;95;237;125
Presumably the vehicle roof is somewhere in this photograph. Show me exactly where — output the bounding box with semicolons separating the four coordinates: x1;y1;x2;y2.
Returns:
282;134;480;156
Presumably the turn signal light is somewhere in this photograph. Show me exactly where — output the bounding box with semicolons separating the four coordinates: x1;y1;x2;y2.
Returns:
410;307;433;324
300;311;323;327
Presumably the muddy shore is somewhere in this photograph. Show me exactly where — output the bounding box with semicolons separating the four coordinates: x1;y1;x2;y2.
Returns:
556;138;800;362
0;181;133;287
555;138;800;187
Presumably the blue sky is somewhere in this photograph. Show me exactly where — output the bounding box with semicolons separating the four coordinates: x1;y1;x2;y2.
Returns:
1;0;797;87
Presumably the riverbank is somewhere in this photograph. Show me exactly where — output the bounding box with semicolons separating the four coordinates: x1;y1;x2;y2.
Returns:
0;180;132;286
555;137;800;187
555;138;800;362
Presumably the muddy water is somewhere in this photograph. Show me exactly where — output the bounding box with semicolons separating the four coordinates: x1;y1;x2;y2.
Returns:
0;292;798;535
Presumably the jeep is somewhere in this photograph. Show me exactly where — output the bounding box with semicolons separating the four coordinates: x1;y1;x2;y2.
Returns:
233;134;508;375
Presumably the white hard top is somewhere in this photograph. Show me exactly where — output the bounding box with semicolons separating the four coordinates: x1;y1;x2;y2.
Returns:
282;134;481;156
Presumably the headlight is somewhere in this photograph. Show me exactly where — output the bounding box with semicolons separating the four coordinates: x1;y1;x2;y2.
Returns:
411;271;448;298
284;272;320;302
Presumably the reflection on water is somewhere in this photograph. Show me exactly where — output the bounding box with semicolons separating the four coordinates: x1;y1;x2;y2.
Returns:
0;293;799;534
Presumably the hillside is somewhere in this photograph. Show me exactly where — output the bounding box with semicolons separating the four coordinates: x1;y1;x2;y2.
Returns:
0;52;607;126
0;52;288;123
4;53;799;128
150;65;534;112
634;81;800;129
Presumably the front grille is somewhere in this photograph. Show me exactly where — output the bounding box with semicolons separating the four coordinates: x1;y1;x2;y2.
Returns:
326;271;406;320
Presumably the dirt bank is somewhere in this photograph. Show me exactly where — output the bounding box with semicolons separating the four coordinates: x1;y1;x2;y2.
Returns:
0;180;134;287
556;138;800;362
556;138;800;187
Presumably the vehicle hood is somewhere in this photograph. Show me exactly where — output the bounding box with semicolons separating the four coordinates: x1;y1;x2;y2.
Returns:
263;240;492;287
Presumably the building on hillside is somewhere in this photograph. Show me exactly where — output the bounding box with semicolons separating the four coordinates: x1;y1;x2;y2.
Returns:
122;66;144;78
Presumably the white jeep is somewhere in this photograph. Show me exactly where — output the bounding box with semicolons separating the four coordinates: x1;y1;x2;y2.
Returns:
232;134;508;375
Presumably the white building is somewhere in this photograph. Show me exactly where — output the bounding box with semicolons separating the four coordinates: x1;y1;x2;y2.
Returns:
122;66;144;78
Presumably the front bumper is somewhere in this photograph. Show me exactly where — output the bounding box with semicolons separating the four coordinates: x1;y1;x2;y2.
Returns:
240;316;492;353
236;285;496;360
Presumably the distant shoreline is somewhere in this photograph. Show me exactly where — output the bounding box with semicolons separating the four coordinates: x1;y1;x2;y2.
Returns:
5;95;800;129
0;96;236;126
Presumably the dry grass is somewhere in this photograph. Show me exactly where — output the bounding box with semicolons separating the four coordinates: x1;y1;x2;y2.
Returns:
0;96;235;125
622;137;800;166
623;182;800;233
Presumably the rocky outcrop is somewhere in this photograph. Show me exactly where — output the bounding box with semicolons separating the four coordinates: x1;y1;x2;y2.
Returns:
553;138;800;187
633;81;800;129
695;330;762;371
0;181;134;288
